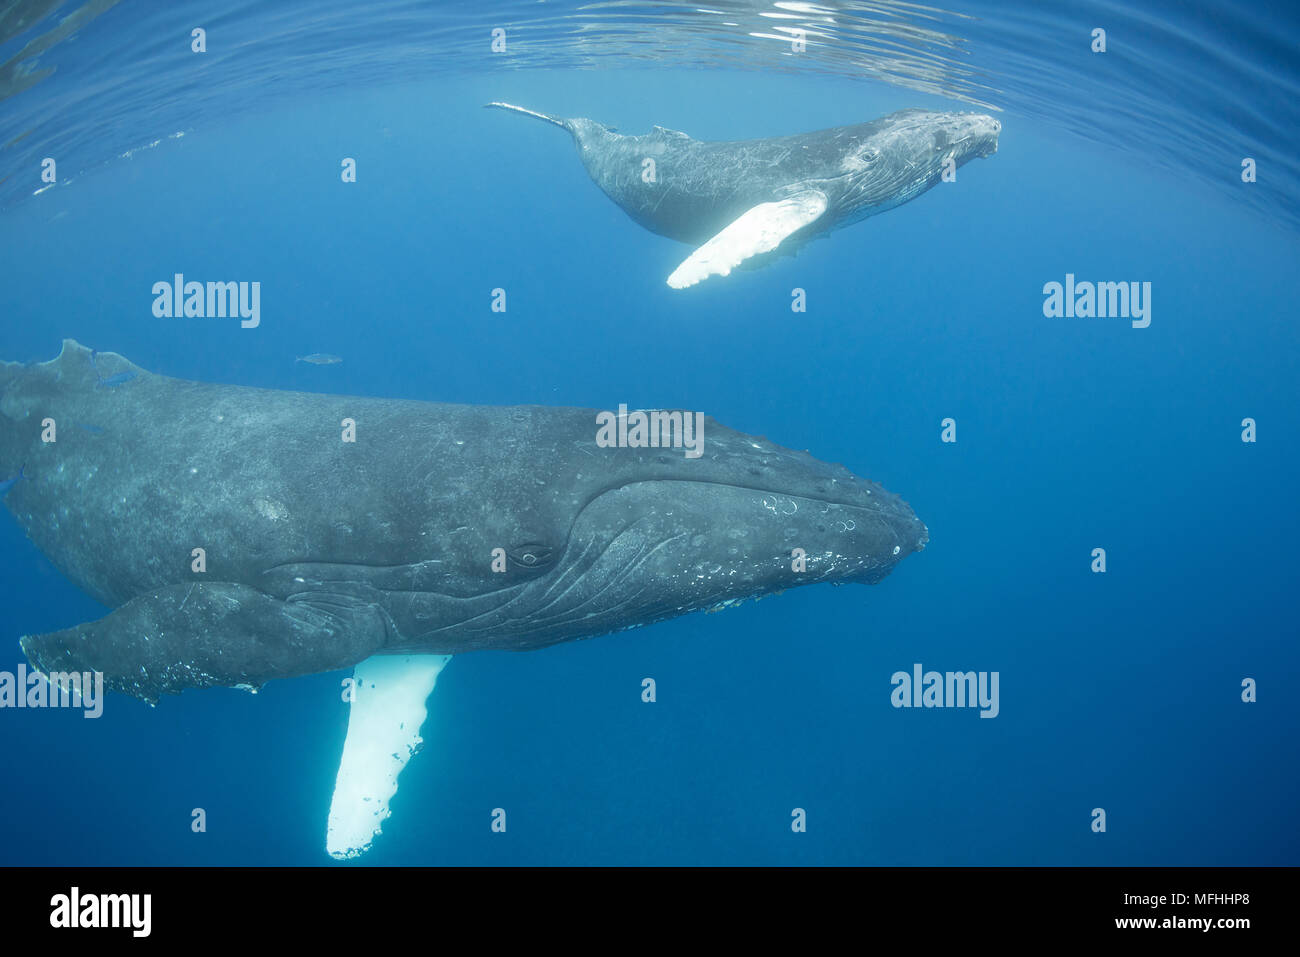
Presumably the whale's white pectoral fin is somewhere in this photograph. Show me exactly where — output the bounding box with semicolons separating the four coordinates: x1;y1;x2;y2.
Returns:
326;653;452;860
666;190;828;290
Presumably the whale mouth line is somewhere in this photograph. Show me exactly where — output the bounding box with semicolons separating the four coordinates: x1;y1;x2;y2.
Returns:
259;476;905;582
586;476;899;514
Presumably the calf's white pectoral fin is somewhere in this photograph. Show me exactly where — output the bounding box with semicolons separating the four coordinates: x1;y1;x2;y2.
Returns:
666;190;828;290
325;653;452;860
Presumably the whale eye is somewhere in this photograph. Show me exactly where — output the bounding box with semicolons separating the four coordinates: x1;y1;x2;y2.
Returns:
507;543;556;570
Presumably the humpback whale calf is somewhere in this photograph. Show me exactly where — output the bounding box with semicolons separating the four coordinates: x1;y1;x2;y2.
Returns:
489;103;1000;288
1;341;927;857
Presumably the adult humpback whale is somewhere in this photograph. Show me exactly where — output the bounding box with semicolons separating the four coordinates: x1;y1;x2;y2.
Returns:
489;103;1000;288
1;341;927;857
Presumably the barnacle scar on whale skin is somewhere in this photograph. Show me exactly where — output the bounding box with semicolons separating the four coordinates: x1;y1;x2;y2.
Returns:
488;102;1000;288
1;339;927;858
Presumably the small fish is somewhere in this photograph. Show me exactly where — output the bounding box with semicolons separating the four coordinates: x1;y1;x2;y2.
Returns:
95;370;138;389
76;423;105;435
296;354;343;365
89;350;138;388
0;465;26;496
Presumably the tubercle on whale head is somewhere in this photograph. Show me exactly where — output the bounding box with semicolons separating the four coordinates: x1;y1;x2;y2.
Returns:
596;419;931;586
948;112;1000;159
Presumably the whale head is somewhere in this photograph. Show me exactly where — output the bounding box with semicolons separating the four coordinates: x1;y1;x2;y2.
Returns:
432;410;928;652
872;108;1000;167
831;108;1000;221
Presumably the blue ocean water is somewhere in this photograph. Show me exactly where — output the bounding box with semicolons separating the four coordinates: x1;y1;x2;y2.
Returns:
0;1;1297;865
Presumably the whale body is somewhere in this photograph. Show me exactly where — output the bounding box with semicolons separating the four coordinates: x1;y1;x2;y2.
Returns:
1;341;927;855
489;103;1000;287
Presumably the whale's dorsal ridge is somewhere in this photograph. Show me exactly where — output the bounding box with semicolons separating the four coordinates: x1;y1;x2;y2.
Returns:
652;124;691;139
12;339;150;391
53;338;94;368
